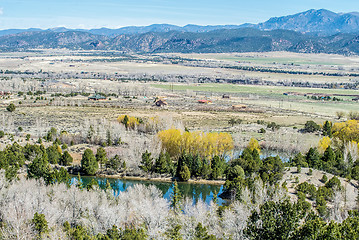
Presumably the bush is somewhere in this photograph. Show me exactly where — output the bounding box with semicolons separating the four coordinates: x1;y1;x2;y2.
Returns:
321;174;328;183
258;128;266;133
267;122;280;131
6;103;16;112
304;121;320;133
179;165;191;181
0;131;4;138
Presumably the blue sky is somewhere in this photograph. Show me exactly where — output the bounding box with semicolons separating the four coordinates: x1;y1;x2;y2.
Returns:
0;0;358;30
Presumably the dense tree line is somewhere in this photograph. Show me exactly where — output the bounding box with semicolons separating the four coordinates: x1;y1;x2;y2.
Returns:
223;147;284;200
290;146;359;180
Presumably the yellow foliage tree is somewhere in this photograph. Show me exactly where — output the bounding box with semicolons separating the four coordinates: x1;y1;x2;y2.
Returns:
332;120;359;147
117;115;140;130
157;128;234;158
318;136;332;153
247;138;261;154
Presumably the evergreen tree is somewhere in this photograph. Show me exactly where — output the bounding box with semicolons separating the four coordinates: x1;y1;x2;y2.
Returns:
165;224;183;240
244;200;305;240
81;149;98;175
6;103;16;112
322;146;336;171
322;120;333;137
306;148;321;169
140;150;153;172
106;129;112;146
194;222;216;240
192;154;203;177
106;155;122;171
46;145;61;164
28;155;50;179
154;152;167;174
106;225;120;239
60;151;73;166
291;152;308;167
96;147;108;169
211;155;225;180
32;212;49;239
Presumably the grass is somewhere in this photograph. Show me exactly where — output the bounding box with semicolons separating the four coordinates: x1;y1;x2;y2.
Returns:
152;83;359;117
152;83;359;96
211;56;344;66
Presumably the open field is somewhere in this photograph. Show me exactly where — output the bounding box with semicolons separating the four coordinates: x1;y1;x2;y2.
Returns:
173;52;359;68
152;83;359;118
1;50;359;86
0;50;358;155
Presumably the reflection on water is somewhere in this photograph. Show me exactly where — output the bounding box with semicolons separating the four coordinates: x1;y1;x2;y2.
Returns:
72;176;227;206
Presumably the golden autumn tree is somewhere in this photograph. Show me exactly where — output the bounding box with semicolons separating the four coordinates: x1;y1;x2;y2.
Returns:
117;115;140;130
318;136;332;153
247;138;261;154
157;128;234;158
332;120;359;147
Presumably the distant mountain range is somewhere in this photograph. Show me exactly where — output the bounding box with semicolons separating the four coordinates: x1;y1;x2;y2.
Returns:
2;9;359;37
1;9;359;54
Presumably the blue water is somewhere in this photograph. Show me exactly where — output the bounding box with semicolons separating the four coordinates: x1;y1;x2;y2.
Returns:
72;176;227;206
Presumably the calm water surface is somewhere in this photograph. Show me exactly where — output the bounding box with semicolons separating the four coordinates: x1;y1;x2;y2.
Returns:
72;176;227;206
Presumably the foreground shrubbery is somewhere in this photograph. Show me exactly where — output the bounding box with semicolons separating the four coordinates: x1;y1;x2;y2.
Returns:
0;173;358;239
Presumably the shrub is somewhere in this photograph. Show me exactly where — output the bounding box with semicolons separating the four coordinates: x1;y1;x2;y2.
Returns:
6;103;16;112
117;115;139;129
304;121;320;133
179;165;191;181
321;174;328;183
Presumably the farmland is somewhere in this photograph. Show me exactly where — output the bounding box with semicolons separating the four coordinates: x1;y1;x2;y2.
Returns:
0;50;359;239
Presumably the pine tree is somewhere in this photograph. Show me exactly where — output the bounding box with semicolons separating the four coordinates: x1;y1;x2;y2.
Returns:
322;120;333;137
60;151;73;166
106;129;112;146
96;147;108;169
32;212;49;238
140;150;153;172
306;147;321;169
154;152;167;174
81;149;98;175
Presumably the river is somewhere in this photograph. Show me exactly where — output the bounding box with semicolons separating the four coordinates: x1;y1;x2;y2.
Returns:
72;176;228;206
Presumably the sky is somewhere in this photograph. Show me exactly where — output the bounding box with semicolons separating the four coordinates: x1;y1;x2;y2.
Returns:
0;0;358;30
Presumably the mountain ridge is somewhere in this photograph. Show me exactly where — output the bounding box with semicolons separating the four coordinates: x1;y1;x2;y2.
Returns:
1;28;359;55
2;9;359;37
